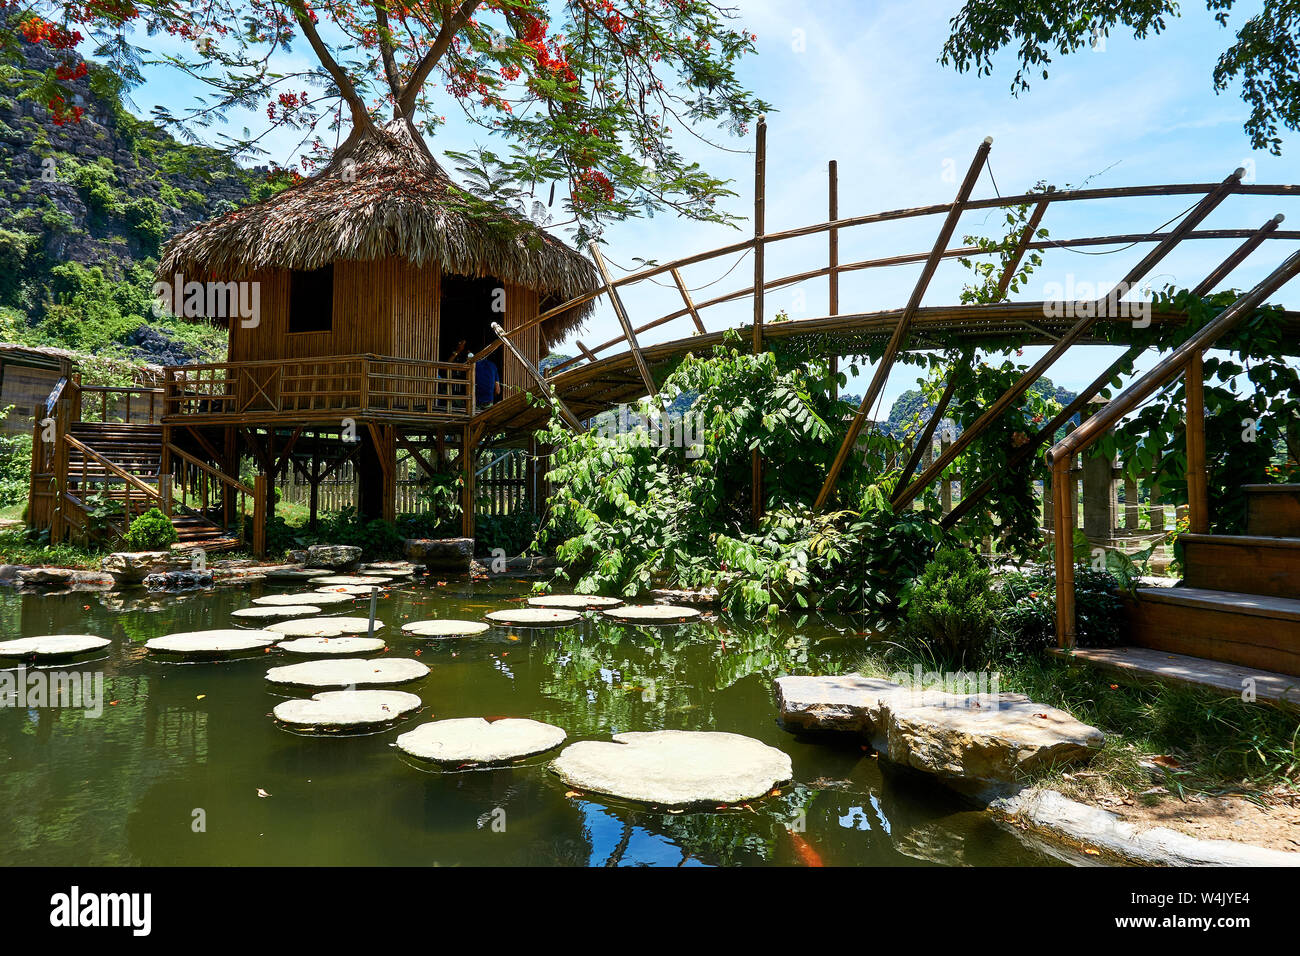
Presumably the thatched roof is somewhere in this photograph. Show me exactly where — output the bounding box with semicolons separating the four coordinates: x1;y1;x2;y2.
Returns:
158;118;598;341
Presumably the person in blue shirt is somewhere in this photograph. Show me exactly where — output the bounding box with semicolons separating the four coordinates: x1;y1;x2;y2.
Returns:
475;356;500;407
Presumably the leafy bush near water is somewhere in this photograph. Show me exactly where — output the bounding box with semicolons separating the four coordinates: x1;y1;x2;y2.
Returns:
898;548;1001;664
123;507;178;550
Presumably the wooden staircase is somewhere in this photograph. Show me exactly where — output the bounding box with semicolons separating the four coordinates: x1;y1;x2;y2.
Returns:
1128;485;1300;676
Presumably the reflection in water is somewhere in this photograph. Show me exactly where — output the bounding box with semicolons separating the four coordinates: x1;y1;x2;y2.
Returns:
0;579;1061;867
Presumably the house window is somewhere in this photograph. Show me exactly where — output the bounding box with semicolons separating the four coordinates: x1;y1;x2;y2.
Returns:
288;264;334;333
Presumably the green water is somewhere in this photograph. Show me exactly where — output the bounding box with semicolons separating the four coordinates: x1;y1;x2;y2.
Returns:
0;577;1060;866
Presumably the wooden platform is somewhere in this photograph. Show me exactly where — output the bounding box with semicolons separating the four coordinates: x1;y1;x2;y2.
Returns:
1051;646;1300;709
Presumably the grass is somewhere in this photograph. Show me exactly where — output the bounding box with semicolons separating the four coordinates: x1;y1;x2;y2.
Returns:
856;645;1300;803
0;529;107;569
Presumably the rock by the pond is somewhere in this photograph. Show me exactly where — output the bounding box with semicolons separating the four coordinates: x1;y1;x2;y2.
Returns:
102;551;182;584
16;567;116;591
484;608;581;627
648;587;720;606
267;617;385;637
305;544;362;570
404;537;474;572
146;629;279;658
364;561;419;575
397;717;567;765
401;620;490;639
602;604;702;624
231;604;321;621
315;583;383;595
773;674;1105;798
0;634;110;661
273;690;422;730
527;594;624;610
275;636;387;656
253;591;353;607
144;570;214;591
265;657;429;688
550;730;792;808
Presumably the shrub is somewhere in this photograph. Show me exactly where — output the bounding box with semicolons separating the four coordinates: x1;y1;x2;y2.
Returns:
897;547;1001;664
998;564;1124;650
475;511;538;557
123;507;178;550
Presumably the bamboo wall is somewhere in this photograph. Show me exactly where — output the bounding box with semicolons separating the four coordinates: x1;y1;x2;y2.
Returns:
501;284;540;397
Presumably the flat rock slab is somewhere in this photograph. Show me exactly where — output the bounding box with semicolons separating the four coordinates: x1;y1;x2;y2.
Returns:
146;629;279;658
312;575;388;587
550;730;792;808
273;690;422;731
364;562;420;574
774;674;1104;796
485;608;582;627
276;636;388;656
232;604;321;621
602;604;702;624
267;617;385;637
397;717;567;765
402;620;490;639
315;584;383;595
305;544;362;570
265;657;429;688
0;635;110;661
527;594;624;610
253;591;353;607
648;587;720;606
264;568;333;582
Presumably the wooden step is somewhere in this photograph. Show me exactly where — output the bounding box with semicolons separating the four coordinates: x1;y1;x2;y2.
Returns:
1052;646;1299;709
1127;586;1300;676
1244;483;1300;537
1181;533;1300;600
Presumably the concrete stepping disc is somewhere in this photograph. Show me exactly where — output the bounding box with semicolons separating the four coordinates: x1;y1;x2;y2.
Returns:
0;634;110;661
527;594;624;610
549;730;792;808
315;584;383;596
364;562;419;574
602;604;702;624
275;636;388;656
273;690;422;730
267;617;385;637
401;620;490;639
264;568;334;582
253;591;353;606
397;717;567;765
313;575;391;586
265;657;429;688
146;629;278;658
484;608;582;627
232;604;321;621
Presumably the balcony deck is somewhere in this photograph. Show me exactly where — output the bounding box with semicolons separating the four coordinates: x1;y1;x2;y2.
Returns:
162;354;476;426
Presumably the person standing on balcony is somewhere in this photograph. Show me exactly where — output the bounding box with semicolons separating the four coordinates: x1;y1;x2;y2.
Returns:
474;355;500;408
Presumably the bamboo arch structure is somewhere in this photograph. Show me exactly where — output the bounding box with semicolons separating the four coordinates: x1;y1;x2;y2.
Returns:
477;128;1300;646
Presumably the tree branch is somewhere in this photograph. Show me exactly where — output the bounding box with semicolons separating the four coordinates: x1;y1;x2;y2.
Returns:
373;0;405;113
395;0;482;119
286;0;374;134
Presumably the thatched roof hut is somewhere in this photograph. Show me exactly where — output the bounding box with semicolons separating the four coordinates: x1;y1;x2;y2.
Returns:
159;118;598;342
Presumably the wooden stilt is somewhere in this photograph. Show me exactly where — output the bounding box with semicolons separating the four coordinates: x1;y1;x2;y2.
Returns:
1186;353;1210;535
752;115;768;527
461;424;479;539
828;159;840;401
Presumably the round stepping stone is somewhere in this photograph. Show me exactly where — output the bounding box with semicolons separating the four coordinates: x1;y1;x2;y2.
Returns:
312;575;389;587
146;629;278;658
401;620;490;639
267;617;386;637
264;568;333;582
276;636;387;656
315;584;383;596
527;594;624;610
232;604;321;621
550;730;792;808
273;690;422;731
397;718;567;766
602;604;702;624
364;561;419;574
253;591;353;607
0;634;110;661
265;657;429;688
484;608;581;627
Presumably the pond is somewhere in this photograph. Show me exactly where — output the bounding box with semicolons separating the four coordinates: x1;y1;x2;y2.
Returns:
0;575;1061;866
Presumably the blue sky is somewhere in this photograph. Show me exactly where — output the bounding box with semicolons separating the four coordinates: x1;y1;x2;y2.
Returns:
128;0;1300;411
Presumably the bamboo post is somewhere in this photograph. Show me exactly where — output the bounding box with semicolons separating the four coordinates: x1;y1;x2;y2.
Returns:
828;159;839;401
670;269;706;334
1186;351;1210;534
1053;458;1076;648
752;115;768;527
490;322;583;431
252;474;268;558
587;241;658;399
461;424;477;539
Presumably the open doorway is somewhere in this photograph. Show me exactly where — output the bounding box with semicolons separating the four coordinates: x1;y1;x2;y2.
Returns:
441;273;503;407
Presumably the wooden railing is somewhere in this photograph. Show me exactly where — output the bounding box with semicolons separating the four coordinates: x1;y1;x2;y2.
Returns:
163;354;475;421
1047;249;1300;647
77;385;165;424
166;442;263;551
